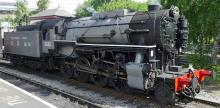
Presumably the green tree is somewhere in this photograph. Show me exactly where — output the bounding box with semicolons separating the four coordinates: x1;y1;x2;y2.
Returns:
36;0;49;12
97;0;148;12
162;0;220;44
75;0;148;17
161;0;220;72
15;0;29;25
75;1;93;17
5;15;16;27
75;0;112;17
88;0;112;10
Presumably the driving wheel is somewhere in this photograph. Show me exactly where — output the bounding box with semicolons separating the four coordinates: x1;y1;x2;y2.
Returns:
155;83;175;104
92;75;108;87
74;57;90;83
60;63;74;79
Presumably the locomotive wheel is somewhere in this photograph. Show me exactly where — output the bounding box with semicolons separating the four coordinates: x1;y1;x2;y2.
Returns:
155;83;175;104
74;57;90;83
74;71;90;83
92;75;108;87
60;64;74;79
11;57;23;68
112;79;127;90
195;84;201;94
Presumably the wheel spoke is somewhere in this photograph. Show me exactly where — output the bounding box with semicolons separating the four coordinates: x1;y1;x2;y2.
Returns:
74;57;90;82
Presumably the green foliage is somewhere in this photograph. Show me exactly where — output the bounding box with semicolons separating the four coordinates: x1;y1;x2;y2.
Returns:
36;0;49;12
75;0;112;17
187;43;213;69
6;0;49;27
14;0;29;26
186;47;220;84
162;1;220;83
212;65;220;83
75;0;148;17
5;15;16;27
186;45;220;83
2;0;29;27
97;0;148;12
187;54;212;69
162;0;220;44
75;1;93;17
31;0;49;16
88;0;111;10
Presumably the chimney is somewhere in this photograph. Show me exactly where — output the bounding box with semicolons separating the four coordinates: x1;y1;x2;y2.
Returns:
148;0;162;11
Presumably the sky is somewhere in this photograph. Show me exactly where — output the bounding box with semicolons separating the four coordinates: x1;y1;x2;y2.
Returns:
0;0;149;14
26;0;85;14
46;0;148;14
47;0;148;14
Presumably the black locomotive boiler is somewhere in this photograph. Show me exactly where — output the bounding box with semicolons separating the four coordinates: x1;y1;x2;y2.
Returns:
3;5;214;104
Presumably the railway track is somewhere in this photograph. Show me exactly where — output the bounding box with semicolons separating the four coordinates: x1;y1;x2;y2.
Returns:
0;69;101;108
185;97;220;108
0;61;219;108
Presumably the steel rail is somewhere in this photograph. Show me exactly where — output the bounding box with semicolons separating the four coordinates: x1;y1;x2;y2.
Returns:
185;97;220;107
0;61;219;107
0;70;101;108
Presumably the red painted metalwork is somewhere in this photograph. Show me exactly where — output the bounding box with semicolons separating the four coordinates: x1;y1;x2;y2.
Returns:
175;69;212;92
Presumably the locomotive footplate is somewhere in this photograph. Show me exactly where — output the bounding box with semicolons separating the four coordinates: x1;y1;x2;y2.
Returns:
155;69;213;103
55;40;157;51
156;69;214;95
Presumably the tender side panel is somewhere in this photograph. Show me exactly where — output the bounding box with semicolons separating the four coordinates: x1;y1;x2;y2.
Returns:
4;31;41;57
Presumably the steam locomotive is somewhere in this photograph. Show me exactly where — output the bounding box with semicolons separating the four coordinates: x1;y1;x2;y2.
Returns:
3;5;214;104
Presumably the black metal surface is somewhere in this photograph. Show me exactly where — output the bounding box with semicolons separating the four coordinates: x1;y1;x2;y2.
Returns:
129;9;180;52
17;19;62;31
40;19;62;30
148;5;161;11
16;25;40;31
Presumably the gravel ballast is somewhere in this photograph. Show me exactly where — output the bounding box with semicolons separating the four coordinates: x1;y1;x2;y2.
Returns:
0;61;219;108
0;73;87;108
0;65;157;108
